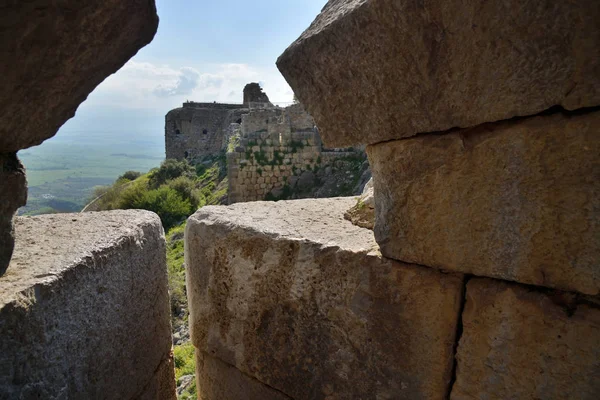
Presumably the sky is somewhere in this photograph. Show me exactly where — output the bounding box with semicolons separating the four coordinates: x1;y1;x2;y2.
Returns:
60;0;327;136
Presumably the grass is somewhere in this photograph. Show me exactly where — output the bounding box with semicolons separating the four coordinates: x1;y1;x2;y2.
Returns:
173;342;197;399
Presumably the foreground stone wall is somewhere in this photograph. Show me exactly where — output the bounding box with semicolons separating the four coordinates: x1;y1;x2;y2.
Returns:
186;199;464;399
276;0;600;148
0;0;159;275
186;198;600;399
0;210;176;399
368;110;599;295
269;0;600;398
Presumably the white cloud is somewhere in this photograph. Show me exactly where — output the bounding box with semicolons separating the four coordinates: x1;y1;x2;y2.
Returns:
85;60;294;111
153;67;203;97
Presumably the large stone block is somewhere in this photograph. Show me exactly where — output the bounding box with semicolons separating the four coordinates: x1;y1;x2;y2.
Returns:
277;0;600;147
0;0;158;152
0;153;27;275
451;278;600;399
196;352;291;400
0;210;176;399
186;198;464;400
368;111;600;295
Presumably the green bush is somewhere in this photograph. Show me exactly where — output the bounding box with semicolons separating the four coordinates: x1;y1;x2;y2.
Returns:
173;343;196;379
118;170;142;181
135;186;193;230
168;176;200;210
149;159;195;189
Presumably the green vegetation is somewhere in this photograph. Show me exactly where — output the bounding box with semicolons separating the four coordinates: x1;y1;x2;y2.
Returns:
91;155;229;400
17;130;164;215
92;156;227;230
253;150;268;165
166;223;186;316
290;140;304;152
174;342;197;399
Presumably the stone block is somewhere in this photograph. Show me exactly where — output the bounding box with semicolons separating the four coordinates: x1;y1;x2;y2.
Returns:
0;154;27;275
368;111;600;295
451;278;600;399
0;210;176;399
277;0;600;147
186;198;464;400
196;352;290;400
1;0;158;152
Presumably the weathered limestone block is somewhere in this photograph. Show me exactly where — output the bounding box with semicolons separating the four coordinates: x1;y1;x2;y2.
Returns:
0;154;27;275
277;0;600;147
0;210;176;399
0;0;159;152
196;352;291;400
451;278;600;399
186;198;464;400
368;111;600;295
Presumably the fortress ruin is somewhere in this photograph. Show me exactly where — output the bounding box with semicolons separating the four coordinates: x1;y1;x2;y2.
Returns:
165;84;369;203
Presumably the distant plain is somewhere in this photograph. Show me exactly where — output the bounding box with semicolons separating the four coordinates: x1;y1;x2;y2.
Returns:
18;129;164;215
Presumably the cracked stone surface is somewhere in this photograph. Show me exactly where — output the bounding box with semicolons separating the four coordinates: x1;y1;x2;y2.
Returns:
451;278;600;400
368;111;600;295
0;0;158;152
0;210;175;399
277;0;600;147
196;352;291;400
186;197;464;399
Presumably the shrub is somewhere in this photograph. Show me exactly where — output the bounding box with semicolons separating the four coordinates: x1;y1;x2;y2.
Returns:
173;343;196;379
118;170;142;181
134;186;193;230
148;159;195;189
167;176;200;209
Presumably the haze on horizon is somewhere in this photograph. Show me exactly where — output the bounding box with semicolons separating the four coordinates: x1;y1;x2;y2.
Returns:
45;0;327;138
17;0;328;215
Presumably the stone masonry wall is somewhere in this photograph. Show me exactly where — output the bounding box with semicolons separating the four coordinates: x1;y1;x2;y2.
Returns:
165;103;247;161
0;210;176;399
227;104;364;203
271;0;600;398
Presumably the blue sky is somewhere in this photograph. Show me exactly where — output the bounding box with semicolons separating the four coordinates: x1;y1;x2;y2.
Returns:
60;0;327;135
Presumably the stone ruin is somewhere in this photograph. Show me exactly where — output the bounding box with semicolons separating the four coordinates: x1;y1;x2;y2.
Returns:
185;0;600;399
166;92;369;203
1;0;599;399
242;82;272;107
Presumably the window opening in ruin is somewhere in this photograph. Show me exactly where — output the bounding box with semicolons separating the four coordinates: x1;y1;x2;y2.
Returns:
236;118;242;124
184;151;189;158
203;129;208;135
175;129;181;135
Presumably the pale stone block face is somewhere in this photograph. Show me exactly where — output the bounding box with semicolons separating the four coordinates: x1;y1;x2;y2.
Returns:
186;198;463;400
195;352;290;400
451;278;600;400
368;111;600;295
277;0;600;147
0;210;176;399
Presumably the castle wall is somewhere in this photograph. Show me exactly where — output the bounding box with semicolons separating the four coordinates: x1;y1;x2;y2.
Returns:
227;104;364;203
165;105;248;161
0;210;176;399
